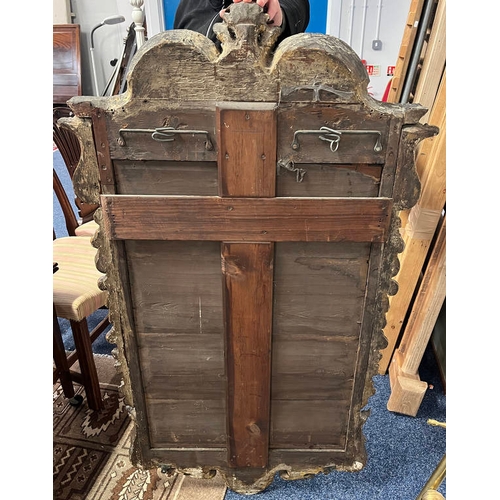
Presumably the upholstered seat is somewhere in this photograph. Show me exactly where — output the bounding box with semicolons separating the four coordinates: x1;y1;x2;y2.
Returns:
74;220;99;238
53;236;109;410
53;236;107;321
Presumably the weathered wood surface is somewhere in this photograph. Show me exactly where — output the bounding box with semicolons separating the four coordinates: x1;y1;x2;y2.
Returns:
379;70;445;374
219;105;276;469
101;195;393;242
64;2;437;494
387;214;446;416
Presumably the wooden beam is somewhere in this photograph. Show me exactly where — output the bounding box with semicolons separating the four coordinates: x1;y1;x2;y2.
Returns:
100;195;393;243
223;242;273;467
379;70;446;374
217;103;277;198
399;216;446;375
413;0;446;123
387;214;446;416
218;105;276;468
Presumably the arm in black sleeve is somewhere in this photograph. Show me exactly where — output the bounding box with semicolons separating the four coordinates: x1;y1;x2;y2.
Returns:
173;0;309;44
279;0;310;38
173;0;228;40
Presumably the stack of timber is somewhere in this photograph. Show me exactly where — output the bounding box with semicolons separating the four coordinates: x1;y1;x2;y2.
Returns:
379;0;446;416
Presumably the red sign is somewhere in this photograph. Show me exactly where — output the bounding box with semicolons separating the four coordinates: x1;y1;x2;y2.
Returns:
387;66;396;76
365;65;380;77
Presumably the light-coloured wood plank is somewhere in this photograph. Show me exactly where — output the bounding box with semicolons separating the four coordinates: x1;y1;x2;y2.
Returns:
413;0;446;122
379;70;446;373
399;216;446;375
387;215;446;416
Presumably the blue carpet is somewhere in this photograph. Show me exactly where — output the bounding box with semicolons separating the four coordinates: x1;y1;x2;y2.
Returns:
225;344;446;499
54;149;446;499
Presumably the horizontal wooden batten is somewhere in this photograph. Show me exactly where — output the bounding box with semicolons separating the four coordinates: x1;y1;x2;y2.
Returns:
101;195;393;243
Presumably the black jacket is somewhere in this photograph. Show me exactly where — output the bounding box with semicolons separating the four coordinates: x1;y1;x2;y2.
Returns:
173;0;310;44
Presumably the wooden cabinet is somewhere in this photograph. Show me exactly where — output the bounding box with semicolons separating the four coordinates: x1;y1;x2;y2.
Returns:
60;3;437;494
53;24;82;105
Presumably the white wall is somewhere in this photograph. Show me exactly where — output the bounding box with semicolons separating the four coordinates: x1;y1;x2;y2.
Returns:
53;0;165;97
53;0;72;24
327;0;411;101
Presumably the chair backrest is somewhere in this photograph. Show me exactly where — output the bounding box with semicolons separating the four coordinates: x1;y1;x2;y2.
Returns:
53;106;99;224
53;167;79;237
53;106;81;179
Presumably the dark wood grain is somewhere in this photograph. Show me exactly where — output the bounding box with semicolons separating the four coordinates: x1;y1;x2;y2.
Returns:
101;195;392;242
217;106;276;468
277;104;390;164
223;243;274;467
217;103;277;198
53;24;81;104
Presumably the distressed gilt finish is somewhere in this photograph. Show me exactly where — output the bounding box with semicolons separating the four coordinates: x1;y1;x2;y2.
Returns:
60;3;438;494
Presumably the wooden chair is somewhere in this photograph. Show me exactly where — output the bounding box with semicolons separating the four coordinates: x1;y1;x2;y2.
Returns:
53;166;98;237
53;238;109;410
53;106;99;224
53;168;108;411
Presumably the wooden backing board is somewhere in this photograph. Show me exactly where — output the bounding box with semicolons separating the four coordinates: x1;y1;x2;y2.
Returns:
64;3;439;492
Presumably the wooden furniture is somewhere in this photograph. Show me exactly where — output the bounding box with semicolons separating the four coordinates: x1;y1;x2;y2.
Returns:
53;262;83;406
387;213;446;416
61;3;437;493
53;239;110;412
53;169;108;411
53;25;98;224
53;165;98;237
54;106;99;225
53;237;110;411
379;0;446;376
53;24;82;105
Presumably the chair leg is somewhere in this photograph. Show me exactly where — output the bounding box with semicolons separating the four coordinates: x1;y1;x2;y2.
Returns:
53;305;75;398
70;318;103;411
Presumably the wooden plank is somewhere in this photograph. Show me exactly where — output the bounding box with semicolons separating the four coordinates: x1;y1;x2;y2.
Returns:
387;215;446;416
277;164;382;198
125;240;223;334
399;215;446;375
271;400;349;448
223;243;274;467
413;0;446;122
101;195;393;243
217;103;277;197
379;71;445;374
272;241;370;338
277;105;389;164
147;399;227;448
114;160;218;195
217;105;276;469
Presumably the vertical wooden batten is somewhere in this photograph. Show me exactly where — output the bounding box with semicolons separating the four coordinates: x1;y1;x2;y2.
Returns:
379;0;446;375
217;104;277;468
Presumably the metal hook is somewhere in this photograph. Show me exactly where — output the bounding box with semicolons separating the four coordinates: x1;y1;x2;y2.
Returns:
151;127;176;142
318;127;342;153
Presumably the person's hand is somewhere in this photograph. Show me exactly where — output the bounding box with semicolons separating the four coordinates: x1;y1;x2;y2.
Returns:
221;0;284;27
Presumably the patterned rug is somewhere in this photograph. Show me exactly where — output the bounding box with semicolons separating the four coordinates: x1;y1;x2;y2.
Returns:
53;354;227;500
